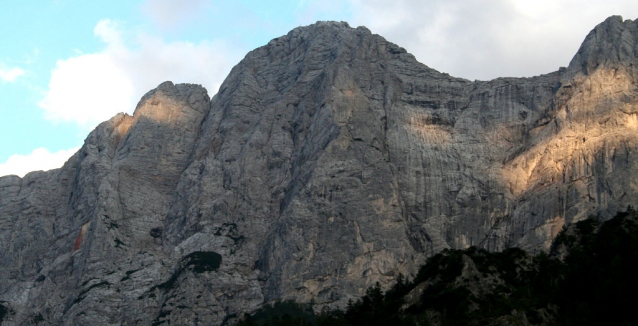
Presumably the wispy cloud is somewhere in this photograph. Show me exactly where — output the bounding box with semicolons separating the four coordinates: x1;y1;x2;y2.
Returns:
0;65;25;83
0;147;80;178
39;19;240;129
23;47;40;65
142;0;207;30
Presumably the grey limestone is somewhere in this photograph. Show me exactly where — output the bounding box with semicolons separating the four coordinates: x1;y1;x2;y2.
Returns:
1;16;638;325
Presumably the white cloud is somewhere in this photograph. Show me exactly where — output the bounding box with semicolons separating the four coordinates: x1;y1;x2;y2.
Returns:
39;53;134;126
39;19;239;129
0;147;80;178
0;65;25;83
94;19;124;46
347;0;638;80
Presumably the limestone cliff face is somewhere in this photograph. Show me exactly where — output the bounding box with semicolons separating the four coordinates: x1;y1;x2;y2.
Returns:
1;16;637;325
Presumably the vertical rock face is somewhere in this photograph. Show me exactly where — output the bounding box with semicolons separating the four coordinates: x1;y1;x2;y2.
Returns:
1;16;637;325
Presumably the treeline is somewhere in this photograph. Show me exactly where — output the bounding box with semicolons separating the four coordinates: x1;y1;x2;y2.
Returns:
237;208;638;326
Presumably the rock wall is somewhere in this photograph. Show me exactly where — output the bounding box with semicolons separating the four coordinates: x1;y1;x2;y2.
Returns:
0;16;637;325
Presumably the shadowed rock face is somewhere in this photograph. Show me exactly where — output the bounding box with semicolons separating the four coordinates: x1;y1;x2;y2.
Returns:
1;16;638;325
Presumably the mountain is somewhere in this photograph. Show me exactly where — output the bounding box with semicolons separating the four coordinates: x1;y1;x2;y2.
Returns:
1;16;637;325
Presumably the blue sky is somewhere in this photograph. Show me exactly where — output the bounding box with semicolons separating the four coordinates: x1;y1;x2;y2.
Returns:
1;0;637;177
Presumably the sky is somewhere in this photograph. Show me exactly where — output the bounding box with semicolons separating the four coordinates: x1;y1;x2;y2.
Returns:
1;0;637;177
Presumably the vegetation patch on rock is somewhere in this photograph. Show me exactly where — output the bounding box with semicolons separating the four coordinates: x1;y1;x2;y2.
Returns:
239;208;638;326
184;251;222;273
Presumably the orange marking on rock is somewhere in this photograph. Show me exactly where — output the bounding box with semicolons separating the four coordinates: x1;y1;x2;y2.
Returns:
72;222;91;253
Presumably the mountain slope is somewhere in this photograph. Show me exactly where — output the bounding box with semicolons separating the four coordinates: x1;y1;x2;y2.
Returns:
240;209;638;326
0;16;637;325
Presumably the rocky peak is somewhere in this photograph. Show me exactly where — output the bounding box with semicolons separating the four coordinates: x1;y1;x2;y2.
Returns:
131;81;209;125
567;16;638;76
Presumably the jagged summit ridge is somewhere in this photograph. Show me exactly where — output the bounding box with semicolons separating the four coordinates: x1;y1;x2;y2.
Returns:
568;16;638;76
1;16;638;325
